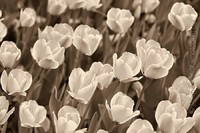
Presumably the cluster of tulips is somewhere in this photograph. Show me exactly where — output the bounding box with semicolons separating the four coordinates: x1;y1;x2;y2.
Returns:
0;0;200;133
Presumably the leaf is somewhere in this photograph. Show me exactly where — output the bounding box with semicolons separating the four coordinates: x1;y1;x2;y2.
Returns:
1;122;8;133
88;112;99;133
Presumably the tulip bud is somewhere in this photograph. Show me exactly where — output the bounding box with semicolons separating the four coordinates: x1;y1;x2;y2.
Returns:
106;8;135;33
0;96;15;125
73;25;102;56
168;76;193;109
136;38;174;79
20;8;36;27
141;0;160;13
113;52;142;82
132;81;143;98
31;39;65;69
66;0;86;9
68;68;98;104
193;107;200;132
126;119;155;133
0;21;7;42
83;0;102;11
19;100;47;128
53;105;82;133
105;92;140;124
1;69;32;96
47;0;67;15
39;24;73;48
0;41;21;68
155;100;195;133
90;62;114;90
168;2;198;31
97;129;108;133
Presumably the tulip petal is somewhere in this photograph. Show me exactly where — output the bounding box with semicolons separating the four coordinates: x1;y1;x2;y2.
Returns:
178;118;195;133
1;70;8;93
39;58;59;69
158;113;175;133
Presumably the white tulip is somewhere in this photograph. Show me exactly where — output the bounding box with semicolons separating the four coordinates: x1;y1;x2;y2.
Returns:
83;0;102;11
20;8;36;27
0;21;7;42
47;0;67;15
66;0;86;9
1;69;32;96
106;92;140;124
192;107;200;132
97;129;108;133
19;100;47;127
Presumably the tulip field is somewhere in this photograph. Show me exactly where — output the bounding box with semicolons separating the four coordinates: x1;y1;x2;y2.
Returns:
0;0;200;133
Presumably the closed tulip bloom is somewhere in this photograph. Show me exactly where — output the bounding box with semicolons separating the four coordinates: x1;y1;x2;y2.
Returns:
141;0;160;13
126;119;155;133
53;105;81;133
193;68;200;89
39;24;73;48
31;39;65;69
20;8;36;27
0;21;7;42
106;8;134;33
106;92;140;124
67;0;86;9
136;38;174;79
168;2;198;31
90;62;114;90
0;41;21;68
47;0;67;15
155;100;195;133
113;52;142;82
83;0;102;11
97;129;108;133
19;100;47;127
0;96;15;125
192;107;200;132
168;76;193;109
1;69;32;96
68;68;98;104
73;25;102;56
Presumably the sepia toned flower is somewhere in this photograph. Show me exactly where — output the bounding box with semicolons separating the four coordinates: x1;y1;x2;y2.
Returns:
168;76;193;109
73;25;102;56
106;8;134;33
0;41;21;68
155;100;194;133
66;0;86;9
106;92;140;124
83;0;102;11
0;21;7;42
19;100;47;128
113;52;142;82
89;62;114;90
20;8;36;27
97;129;108;133
193;68;200;89
136;38;174;79
39;23;73;48
53;105;81;133
31;39;65;69
168;2;198;31
0;96;15;125
47;0;67;15
192;107;200;132
126;119;155;133
1;69;32;96
68;68;98;104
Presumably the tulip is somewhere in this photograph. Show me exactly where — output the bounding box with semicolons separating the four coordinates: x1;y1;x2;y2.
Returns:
0;21;7;42
19;100;47;127
193;68;200;89
66;0;86;9
136;38;174;79
73;25;102;56
20;8;36;27
168;2;198;31
97;129;108;133
141;0;160;13
155;100;194;133
53;105;82;133
31;39;65;69
89;62;114;90
1;69;32;96
39;23;73;48
0;41;21;68
106;92;140;124
106;8;134;33
83;0;102;11
126;119;155;133
113;52;142;82
68;68;98;104
192;107;200;132
0;96;15;125
168;76;193;109
47;0;67;15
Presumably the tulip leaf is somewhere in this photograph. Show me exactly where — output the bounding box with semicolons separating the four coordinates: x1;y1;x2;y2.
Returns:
88;112;98;133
